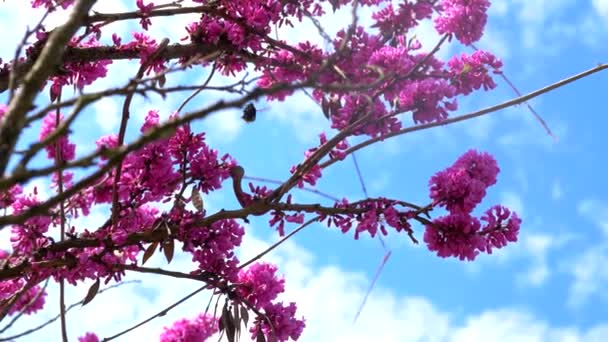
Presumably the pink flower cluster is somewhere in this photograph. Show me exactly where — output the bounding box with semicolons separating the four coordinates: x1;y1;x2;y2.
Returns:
435;0;491;45
429;149;498;213
448;50;503;95
39;112;76;161
371;1;434;38
10;190;52;256
425;150;520;260
78;332;99;342
115;32;166;74
180;216;245;282
237;263;304;342
251;302;305;342
136;0;154;30
237;263;285;309
160;313;218;342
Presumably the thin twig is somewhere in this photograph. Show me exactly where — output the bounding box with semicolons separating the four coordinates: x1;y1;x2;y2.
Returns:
176;62;217;113
101;285;209;342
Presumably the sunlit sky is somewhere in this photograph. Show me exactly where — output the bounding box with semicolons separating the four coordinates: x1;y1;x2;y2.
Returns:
1;1;608;341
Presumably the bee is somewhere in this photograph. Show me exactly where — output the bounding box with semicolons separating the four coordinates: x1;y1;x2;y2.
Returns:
321;94;341;120
242;103;257;123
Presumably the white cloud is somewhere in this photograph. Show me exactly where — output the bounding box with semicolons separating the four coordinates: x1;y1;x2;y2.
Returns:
471;229;571;288
266;91;330;144
593;0;608;20
577;199;608;236
94;97;120;132
515;234;553;287
565;244;608;308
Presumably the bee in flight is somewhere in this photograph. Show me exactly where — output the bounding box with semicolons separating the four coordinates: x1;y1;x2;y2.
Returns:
242;103;257;123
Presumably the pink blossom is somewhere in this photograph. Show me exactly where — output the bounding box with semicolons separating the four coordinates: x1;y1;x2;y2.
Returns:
448;50;503;95
398;78;457;124
95;134;119;161
10;191;52;255
372;2;434;41
0;277;46;315
423;212;485;261
180;217;245;282
39;112;76;161
44;36;111;100
435;0;490;45
452;149;500;187
1;184;22;209
160;313;218;342
78;332;99;342
121;32;165;74
136;0;154;30
429;149;499;213
480;205;521;254
251;302;305;342
237;262;285;309
141;109;160;133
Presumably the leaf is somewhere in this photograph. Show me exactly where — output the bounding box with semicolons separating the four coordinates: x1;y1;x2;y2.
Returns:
233;304;241;337
158;74;166;88
82;278;100;306
240;306;249;327
222;305;236;342
142;241;159;265
162;239;175;264
256;329;266;342
191;187;204;213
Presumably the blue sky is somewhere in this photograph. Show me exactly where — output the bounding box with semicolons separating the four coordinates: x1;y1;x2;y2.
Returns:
1;0;608;341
